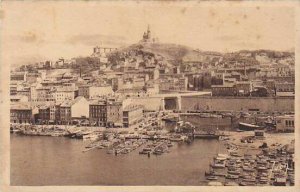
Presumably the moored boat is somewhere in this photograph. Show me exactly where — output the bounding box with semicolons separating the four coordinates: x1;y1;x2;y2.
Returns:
206;176;218;180
226;174;239;179
228;170;241;175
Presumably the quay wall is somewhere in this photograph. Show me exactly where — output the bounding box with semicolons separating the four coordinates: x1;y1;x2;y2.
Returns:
180;96;294;113
123;97;164;111
179;114;232;130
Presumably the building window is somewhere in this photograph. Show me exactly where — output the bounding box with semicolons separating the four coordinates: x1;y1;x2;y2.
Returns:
277;120;281;124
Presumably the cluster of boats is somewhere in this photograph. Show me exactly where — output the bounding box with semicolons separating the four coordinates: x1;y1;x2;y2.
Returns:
10;124;105;139
205;146;295;186
11;125;71;137
81;130;179;156
83;138;175;156
83;137;148;154
139;140;173;155
109;139;148;155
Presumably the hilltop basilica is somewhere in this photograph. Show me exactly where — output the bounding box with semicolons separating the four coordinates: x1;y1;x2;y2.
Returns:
141;25;157;43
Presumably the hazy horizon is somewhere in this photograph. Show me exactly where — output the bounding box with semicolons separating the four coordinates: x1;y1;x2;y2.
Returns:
1;1;295;67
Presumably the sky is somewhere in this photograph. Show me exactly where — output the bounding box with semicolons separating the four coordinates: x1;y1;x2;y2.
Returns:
0;1;295;67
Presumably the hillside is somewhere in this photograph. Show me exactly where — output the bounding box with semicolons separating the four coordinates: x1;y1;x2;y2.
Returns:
108;42;294;68
116;42;194;61
109;42;224;64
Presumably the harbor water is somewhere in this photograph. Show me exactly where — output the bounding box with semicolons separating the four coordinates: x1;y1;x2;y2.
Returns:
11;134;226;186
